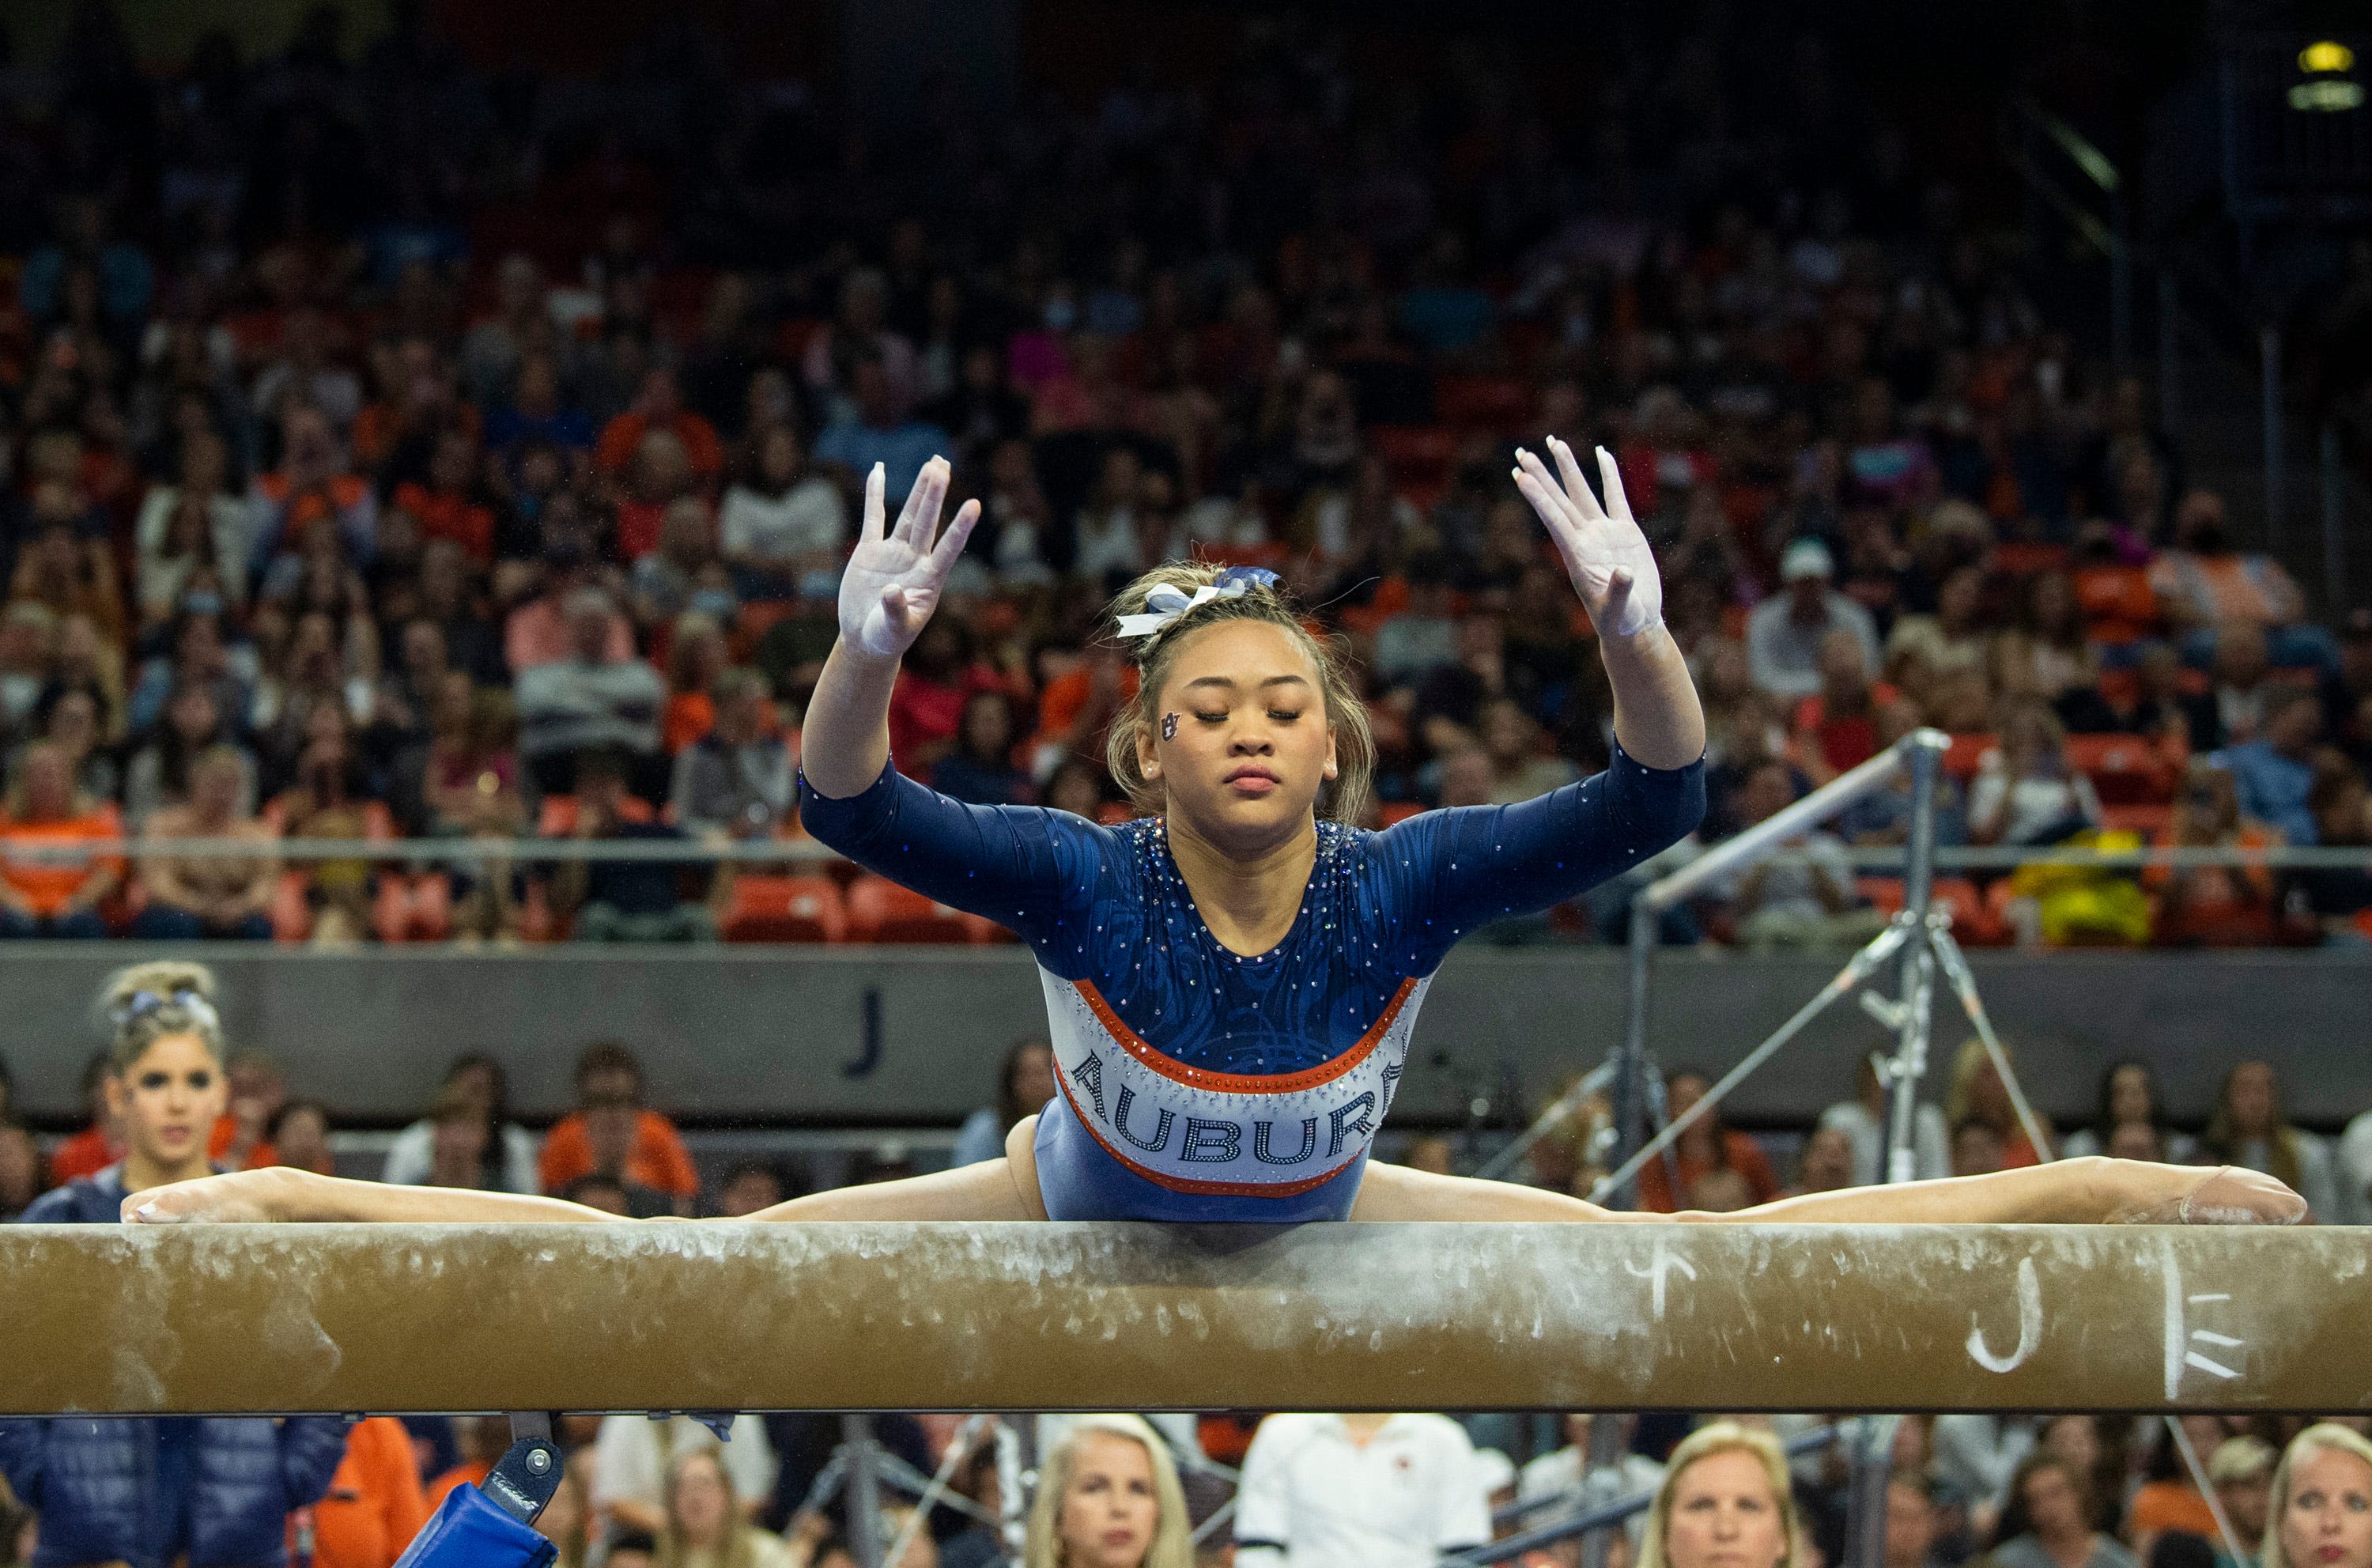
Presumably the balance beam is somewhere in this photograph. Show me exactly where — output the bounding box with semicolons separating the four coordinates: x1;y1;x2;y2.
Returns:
6;1222;2365;1415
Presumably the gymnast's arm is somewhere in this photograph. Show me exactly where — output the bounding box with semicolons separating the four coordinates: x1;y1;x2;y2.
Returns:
122;1167;634;1224
799;455;976;800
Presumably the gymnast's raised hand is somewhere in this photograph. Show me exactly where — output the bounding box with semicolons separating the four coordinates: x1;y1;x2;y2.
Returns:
128;454;2302;1231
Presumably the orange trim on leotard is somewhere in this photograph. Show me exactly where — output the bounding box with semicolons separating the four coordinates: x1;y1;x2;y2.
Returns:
1070;976;1417;1097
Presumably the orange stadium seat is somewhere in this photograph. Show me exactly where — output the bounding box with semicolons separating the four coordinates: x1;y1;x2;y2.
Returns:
721;875;848;943
2064;733;2176;805
845;875;973;943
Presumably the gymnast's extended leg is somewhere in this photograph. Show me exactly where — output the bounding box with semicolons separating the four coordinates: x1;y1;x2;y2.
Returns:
1346;1157;2305;1224
125;1120;1052;1224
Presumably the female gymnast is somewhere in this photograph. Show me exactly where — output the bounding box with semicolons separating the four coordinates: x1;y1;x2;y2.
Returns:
127;442;2300;1230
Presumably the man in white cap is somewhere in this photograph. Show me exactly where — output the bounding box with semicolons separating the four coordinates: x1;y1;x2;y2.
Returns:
1746;537;1880;699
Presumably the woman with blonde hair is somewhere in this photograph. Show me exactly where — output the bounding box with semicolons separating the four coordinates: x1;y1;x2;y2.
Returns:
1025;1415;1192;1568
134;458;2298;1230
654;1445;796;1568
2262;1423;2372;1568
1637;1423;1806;1568
1943;1038;2051;1168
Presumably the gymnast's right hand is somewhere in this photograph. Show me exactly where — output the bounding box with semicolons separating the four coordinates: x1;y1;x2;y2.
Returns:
837;456;980;659
120;1168;299;1224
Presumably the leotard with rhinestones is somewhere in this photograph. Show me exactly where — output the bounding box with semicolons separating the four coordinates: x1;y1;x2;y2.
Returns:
796;750;1704;1221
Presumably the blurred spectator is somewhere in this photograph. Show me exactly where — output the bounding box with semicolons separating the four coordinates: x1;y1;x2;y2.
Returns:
1477;700;1579;803
550;748;713;943
715;1158;806;1217
248;403;376;573
0;1123;47;1220
1747;539;1879;699
538;1041;700;1206
2150;492;2329;669
1951;1117;2005;1177
0;742;123;938
2208;1436;2278;1568
1887;565;1989;683
505;538;633;675
1989;1453;2136;1568
2059;1060;2196;1163
1788;1124;1858;1196
2218;689;2324;846
1816;1056;1948;1186
516;590;666;796
0;605;58;736
271;704;378;943
2198;1060;2340;1221
1635;1069;1779;1214
1886;1472;1950;1568
1712;760;1884;950
670;669;795;837
720;425;848;599
266;1099;334;1176
382;1054;539;1193
652;1447;800;1568
1516;1415;1663;1549
134;429;249;628
2130;1419;2230;1562
590;1417;774;1543
596;368;722;485
2148;763;2284;946
931;691;1031;807
134;744;278;939
425;1418;512;1512
888;620;999;776
1943;1038;2049;1167
659;614;731;752
1970;706;2102;848
309;1415;430;1568
633;501;730;630
953;1037;1057;1167
1790;630;1891;785
812;353;950;503
1235;1412;1489;1568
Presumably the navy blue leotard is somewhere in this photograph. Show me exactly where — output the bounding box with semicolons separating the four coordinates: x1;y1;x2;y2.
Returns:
797;750;1702;1222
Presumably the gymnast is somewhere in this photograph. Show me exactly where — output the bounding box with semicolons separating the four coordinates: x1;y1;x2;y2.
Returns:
128;442;2302;1230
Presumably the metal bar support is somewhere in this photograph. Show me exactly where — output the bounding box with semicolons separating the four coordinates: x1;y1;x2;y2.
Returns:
843;1413;885;1568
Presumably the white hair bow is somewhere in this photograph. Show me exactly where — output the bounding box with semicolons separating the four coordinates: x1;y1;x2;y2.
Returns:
1114;579;1249;640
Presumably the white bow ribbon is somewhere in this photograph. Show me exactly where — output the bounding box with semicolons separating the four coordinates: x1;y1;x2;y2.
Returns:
1114;579;1248;640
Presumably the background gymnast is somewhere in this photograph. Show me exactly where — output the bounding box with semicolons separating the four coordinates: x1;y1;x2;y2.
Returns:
128;444;2301;1230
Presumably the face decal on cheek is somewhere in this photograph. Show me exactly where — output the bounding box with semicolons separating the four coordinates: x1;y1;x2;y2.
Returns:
1161;711;1179;742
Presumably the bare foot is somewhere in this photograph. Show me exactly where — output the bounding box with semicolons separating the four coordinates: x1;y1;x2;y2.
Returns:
121;1169;298;1224
2106;1165;2306;1226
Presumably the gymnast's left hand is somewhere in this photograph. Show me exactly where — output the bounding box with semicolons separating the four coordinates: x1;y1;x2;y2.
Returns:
1512;436;1664;639
121;1168;300;1224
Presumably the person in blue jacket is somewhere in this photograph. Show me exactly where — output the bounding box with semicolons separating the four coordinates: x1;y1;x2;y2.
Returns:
132;448;2298;1230
0;960;348;1568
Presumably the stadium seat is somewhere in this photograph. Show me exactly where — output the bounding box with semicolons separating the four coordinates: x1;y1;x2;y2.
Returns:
2064;733;2175;805
1368;426;1460;486
845;875;973;943
721;875;848;943
1378;803;1425;826
1855;876;2008;944
1941;734;1995;782
2098;803;2174;837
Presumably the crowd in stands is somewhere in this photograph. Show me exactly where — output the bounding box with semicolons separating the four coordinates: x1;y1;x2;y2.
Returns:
0;6;2358;950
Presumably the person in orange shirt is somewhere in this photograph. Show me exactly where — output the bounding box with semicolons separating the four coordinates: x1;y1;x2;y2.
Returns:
425;1418;512;1512
0;741;122;938
595;368;722;480
1634;1067;1781;1213
537;1041;699;1209
304;1415;430;1568
390;425;499;568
